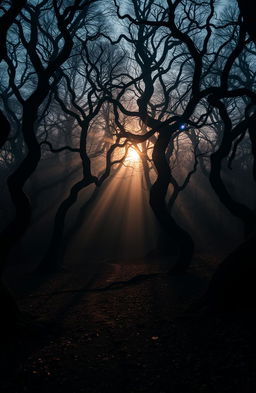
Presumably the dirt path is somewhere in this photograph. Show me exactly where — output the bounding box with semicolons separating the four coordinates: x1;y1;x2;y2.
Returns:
2;256;255;393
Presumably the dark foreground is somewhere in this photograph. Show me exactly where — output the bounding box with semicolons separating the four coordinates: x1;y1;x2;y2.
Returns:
1;257;255;393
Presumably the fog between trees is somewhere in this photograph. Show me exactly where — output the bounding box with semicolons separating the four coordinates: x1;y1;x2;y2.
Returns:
0;0;255;280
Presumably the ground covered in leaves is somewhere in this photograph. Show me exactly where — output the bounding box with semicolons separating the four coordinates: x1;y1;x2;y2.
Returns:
1;257;256;393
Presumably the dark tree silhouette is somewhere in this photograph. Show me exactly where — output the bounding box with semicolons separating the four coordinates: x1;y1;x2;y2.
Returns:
0;0;97;325
0;0;27;61
0;109;10;148
1;0;256;321
0;1;27;147
237;0;256;43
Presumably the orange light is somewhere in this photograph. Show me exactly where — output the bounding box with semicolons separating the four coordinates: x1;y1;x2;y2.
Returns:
126;147;140;163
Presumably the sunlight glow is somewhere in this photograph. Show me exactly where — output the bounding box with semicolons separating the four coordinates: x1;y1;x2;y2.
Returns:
126;147;140;163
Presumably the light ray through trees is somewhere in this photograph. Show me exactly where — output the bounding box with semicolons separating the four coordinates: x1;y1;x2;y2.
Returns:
64;160;158;266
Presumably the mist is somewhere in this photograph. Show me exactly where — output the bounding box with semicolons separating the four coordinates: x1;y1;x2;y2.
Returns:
1;1;256;392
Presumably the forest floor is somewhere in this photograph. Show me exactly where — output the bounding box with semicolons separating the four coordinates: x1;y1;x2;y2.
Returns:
1;255;256;393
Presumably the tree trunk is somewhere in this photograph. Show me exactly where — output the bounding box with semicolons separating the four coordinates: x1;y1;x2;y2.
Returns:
36;176;96;273
37;122;98;273
0;110;10;148
202;233;256;312
237;0;256;44
210;151;255;236
0;105;41;327
0;105;41;275
149;130;194;273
